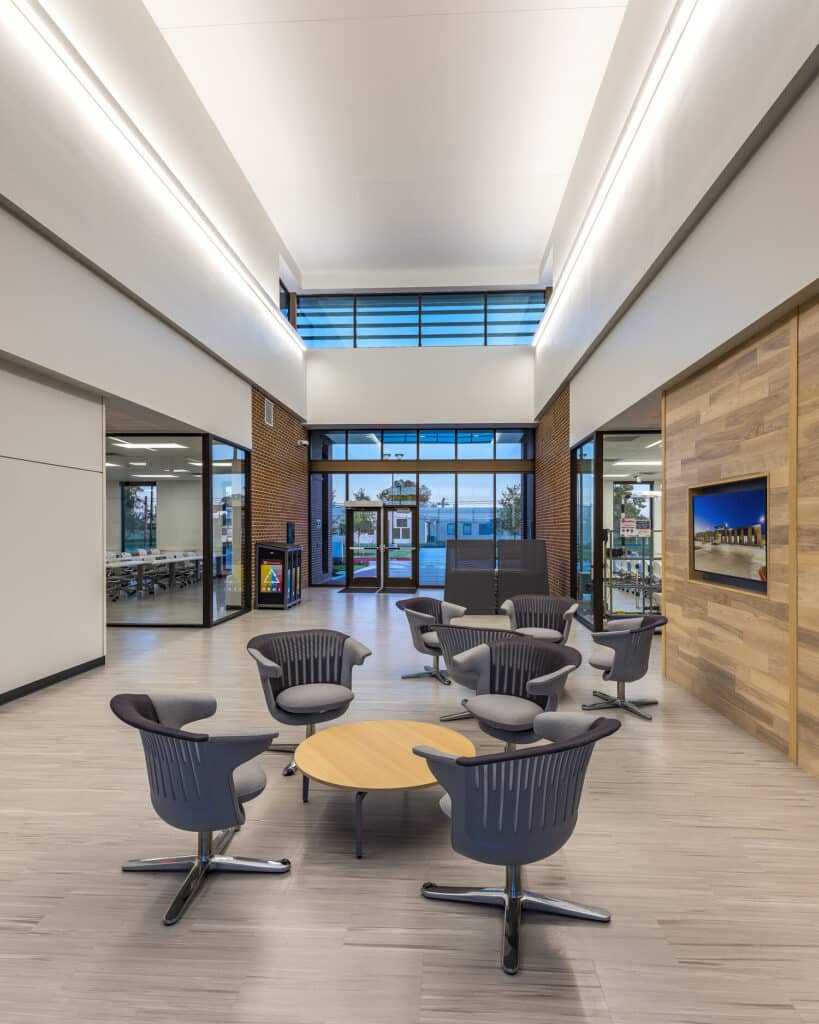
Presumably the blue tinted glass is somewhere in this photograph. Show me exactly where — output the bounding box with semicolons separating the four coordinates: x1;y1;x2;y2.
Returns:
356;295;419;348
419;430;456;459
297;295;354;348
421;294;485;347
495;430;526;459
457;473;494;540
486;291;545;346
457;430;494;459
347;431;382;460
383;430;418;460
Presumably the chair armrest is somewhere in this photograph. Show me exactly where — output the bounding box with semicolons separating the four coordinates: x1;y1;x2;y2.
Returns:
340;636;372;686
533;712;595;743
452;644;491;694
208;732;278;767
247;647;283;680
150;693;217;730
526;666;574;698
499;599;517;630
412;744;459;766
441;601;468;625
603;617;643;632
591;628;635;651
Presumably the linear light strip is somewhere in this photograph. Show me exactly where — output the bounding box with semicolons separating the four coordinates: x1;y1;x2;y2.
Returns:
533;0;700;348
9;0;305;353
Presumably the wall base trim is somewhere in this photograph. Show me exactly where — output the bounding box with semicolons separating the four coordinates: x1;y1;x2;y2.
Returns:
0;656;106;706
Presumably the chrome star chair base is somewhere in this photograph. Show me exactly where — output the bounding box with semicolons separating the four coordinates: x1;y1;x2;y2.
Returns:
401;655;450;685
123;827;290;926
422;864;609;975
582;680;658;720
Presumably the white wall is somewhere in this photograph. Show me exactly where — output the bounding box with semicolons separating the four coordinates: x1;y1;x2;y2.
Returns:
306;346;535;426
570;71;819;445
535;0;819;418
0;363;104;695
0;0;306;416
0;209;253;448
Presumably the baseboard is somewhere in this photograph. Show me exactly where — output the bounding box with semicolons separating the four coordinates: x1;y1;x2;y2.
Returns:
0;656;106;706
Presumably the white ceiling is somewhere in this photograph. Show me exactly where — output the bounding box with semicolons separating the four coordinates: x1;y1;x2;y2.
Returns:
142;0;627;290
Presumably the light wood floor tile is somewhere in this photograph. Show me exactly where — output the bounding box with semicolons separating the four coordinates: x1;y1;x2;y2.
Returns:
0;588;817;1023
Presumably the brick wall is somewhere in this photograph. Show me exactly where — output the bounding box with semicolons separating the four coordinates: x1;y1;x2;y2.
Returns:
535;385;571;596
250;390;309;605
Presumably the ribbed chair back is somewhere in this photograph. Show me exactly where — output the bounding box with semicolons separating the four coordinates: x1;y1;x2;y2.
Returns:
614;615;667;682
246;629;348;698
434;625;521;671
509;595;575;632
110;693;253;834
447;717;619;865
396;597;443;622
487;639;581;710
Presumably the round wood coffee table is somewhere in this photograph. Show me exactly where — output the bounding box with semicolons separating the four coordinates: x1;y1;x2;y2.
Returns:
294;720;475;858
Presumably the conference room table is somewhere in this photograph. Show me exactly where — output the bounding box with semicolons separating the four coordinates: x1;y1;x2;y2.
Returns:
106;553;203;593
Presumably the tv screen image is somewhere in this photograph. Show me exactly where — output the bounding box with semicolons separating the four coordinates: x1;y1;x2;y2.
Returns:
691;477;767;591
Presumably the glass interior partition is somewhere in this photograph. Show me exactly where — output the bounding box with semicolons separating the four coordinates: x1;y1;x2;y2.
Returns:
106;434;204;625
211;440;248;622
601;432;663;619
573;439;596;625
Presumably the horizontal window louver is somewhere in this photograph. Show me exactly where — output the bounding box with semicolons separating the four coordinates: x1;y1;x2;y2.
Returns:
297;295;354;348
486;291;545;346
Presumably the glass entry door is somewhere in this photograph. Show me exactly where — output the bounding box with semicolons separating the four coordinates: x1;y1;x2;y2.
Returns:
383;505;418;589
346;507;381;589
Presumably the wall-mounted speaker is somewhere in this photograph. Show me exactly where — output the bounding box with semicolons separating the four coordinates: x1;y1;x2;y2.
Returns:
286;521;296;544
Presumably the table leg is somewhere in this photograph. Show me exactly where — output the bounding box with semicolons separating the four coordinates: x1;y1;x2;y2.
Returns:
355;791;367;859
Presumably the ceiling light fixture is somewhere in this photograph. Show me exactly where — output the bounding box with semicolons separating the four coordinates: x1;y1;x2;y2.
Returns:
645;439;663;448
130;474;179;479
128;461;147;466
533;0;700;349
110;439;187;450
104;462;120;468
613;461;662;467
7;0;305;354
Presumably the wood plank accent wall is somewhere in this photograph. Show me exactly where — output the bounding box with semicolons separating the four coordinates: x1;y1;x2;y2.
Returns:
797;299;819;776
535;385;571;596
664;300;819;778
250;389;309;607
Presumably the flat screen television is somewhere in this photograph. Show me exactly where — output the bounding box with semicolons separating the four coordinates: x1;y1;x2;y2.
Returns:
690;476;768;593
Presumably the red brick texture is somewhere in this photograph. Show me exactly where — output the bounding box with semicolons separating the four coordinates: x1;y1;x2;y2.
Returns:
535;385;571;596
250;390;309;606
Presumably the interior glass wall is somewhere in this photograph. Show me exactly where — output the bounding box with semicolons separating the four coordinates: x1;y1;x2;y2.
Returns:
602;432;663;618
211;440;248;622
106;435;204;625
573;439;595;623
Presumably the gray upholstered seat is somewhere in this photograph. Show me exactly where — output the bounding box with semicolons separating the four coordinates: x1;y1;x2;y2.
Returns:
582;614;668;720
247;629;371;800
275;683;354;714
433;624;524;723
588;645;614;670
515;626;563;642
414;713;621;974
466;693;541;732
501;595;578;645
395;597;466;684
234;761;267;803
457;638;582;747
111;692;290;926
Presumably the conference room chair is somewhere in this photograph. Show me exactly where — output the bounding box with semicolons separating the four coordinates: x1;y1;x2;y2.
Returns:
500;594;578;644
395;597;466;685
110;692;289;926
433;624;524;722
455;638;582;749
582;614;668;720
413;712;621;974
247;628;371;800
